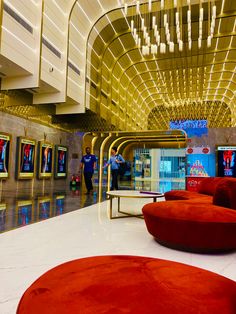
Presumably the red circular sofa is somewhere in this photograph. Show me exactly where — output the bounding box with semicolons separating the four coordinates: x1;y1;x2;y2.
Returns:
17;255;236;314
142;177;236;252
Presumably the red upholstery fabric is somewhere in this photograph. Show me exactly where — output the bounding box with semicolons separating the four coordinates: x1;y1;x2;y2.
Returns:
213;178;236;210
17;256;236;314
197;177;224;195
142;201;236;252
164;177;224;201
164;190;211;201
154;177;236;252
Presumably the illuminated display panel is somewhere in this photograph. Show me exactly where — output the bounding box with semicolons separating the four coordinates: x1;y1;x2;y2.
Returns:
170;119;208;137
54;145;68;178
0;132;11;179
216;146;236;177
17;137;36;179
38;141;53;179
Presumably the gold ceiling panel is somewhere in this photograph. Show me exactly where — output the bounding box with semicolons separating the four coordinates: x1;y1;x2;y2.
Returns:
224;0;236;12
232;37;236;48
85;0;236;132
52;110;116;132
148;101;231;130
2;0;235;133
0;91;74;132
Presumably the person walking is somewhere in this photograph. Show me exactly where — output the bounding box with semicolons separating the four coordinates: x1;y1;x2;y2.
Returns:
80;147;97;194
103;146;125;190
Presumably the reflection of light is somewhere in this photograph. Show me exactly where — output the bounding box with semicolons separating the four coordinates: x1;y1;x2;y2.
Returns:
18;205;32;226
2;27;36;52
44;13;66;34
70;22;86;40
39;199;51;220
55;196;65;215
121;0;216;56
0;204;7;231
52;0;67;17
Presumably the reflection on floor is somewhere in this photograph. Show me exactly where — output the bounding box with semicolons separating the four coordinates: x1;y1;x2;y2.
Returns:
1;196;236;314
0;179;185;233
0;187;106;234
133;178;185;192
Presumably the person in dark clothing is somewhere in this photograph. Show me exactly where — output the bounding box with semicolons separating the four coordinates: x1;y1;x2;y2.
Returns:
103;146;125;190
80;147;97;194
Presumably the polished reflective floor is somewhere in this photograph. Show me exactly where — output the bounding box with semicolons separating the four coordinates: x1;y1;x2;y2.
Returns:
1;194;236;314
0;186;106;233
0;179;185;233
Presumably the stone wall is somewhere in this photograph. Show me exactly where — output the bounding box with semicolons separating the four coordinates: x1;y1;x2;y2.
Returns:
0;111;83;192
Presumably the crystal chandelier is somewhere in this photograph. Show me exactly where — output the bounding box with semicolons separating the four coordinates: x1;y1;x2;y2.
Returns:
120;0;217;56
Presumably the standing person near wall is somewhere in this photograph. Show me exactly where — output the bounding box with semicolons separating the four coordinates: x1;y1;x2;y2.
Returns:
80;147;97;195
103;146;125;190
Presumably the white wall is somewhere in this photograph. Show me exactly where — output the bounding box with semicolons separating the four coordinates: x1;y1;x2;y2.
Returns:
1;0;43;89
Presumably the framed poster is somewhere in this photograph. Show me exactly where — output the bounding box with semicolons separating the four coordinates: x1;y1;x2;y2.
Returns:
54;145;68;178
0;132;11;179
16;200;33;227
38;141;53;179
37;197;51;220
16;137;36;179
216;145;236;177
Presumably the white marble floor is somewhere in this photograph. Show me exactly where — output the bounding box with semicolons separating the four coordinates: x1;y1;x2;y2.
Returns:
1;197;236;314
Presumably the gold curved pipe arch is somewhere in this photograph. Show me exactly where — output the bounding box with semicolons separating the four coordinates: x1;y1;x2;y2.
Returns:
84;130;187;200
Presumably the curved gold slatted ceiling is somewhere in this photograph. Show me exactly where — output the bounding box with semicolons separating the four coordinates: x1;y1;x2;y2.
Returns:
86;0;236;131
148;100;231;129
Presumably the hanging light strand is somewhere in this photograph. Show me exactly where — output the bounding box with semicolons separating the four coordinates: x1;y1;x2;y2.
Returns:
121;0;216;56
187;1;192;50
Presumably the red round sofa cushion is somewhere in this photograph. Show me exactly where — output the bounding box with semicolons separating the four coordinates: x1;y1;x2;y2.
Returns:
17;255;236;314
164;177;224;201
142;201;236;252
213;178;236;210
197;177;224;195
164;190;206;201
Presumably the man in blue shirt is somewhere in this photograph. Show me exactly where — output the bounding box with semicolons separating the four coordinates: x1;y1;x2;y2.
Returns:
103;146;125;190
80;147;97;194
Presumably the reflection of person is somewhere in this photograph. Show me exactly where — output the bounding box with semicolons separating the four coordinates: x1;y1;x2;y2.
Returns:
103;146;125;190
0;139;7;172
80;147;97;195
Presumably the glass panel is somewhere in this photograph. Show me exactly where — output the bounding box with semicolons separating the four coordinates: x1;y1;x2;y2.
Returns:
133;148;186;193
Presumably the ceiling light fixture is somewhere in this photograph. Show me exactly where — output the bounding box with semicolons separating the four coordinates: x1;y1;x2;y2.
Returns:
121;0;217;56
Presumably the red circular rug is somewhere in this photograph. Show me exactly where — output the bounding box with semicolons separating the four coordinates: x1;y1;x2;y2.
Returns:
17;255;236;314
